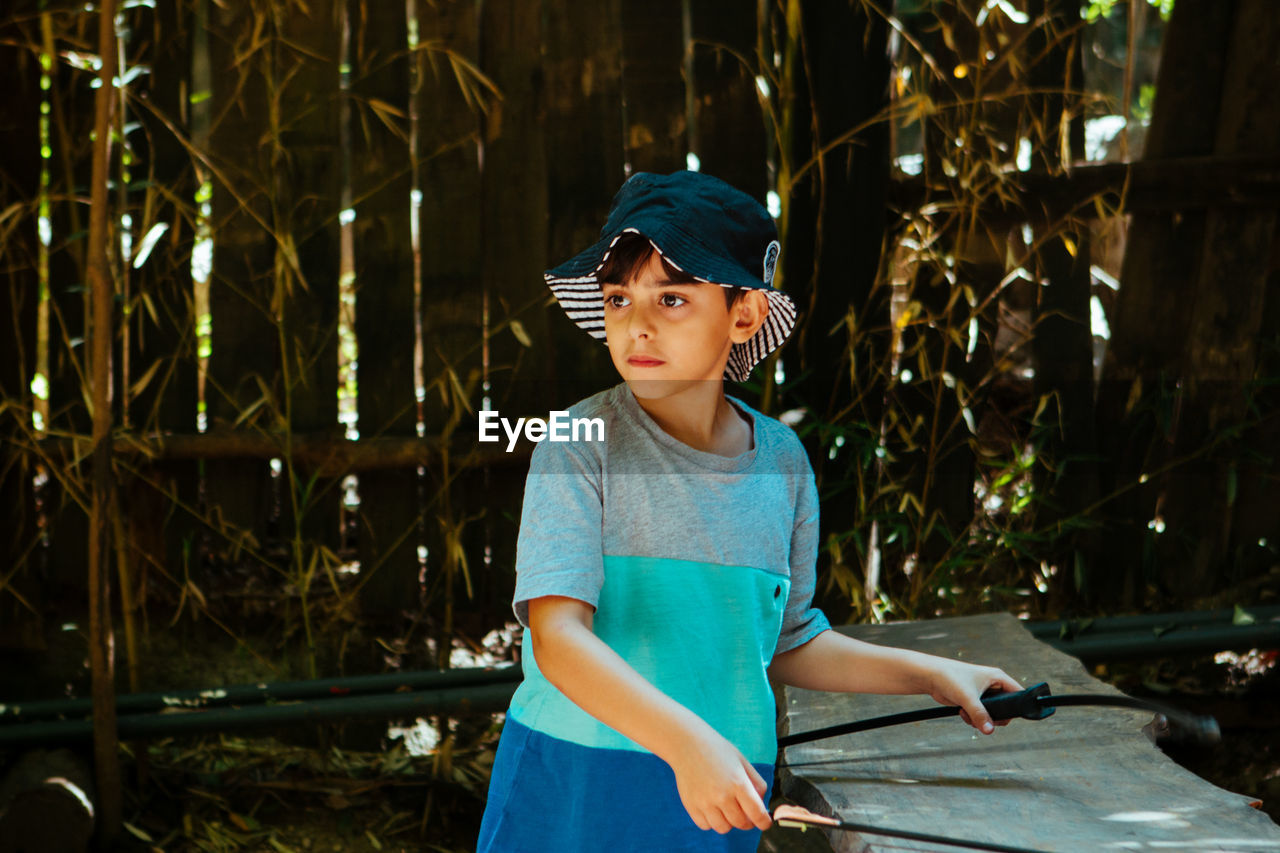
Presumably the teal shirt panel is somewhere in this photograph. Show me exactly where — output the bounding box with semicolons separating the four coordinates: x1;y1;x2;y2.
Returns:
508;554;788;765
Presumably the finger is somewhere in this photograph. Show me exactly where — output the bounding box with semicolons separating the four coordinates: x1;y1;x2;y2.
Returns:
729;766;772;831
991;670;1023;693
742;758;767;797
721;798;755;832
707;810;732;834
739;787;773;831
987;672;1023;727
962;700;995;734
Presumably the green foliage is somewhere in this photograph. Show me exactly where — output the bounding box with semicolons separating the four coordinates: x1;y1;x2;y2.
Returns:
755;0;1176;622
1084;0;1174;23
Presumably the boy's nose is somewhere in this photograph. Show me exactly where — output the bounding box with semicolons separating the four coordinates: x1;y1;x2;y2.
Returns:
628;303;654;339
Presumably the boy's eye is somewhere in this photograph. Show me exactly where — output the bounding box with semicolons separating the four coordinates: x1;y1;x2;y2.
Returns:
604;293;630;309
658;293;687;308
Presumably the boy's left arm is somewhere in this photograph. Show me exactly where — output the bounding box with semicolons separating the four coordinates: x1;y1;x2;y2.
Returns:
768;629;1022;734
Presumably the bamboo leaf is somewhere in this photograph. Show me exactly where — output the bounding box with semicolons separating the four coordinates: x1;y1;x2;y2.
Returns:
1233;604;1256;626
367;97;406;119
129;358;165;398
131;222;169;268
233;395;270;427
508;319;532;347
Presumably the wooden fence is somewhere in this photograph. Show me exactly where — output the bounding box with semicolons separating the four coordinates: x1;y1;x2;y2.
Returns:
0;0;779;654
1;0;1278;663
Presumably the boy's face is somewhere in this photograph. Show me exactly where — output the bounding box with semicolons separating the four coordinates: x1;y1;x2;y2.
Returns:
601;251;743;400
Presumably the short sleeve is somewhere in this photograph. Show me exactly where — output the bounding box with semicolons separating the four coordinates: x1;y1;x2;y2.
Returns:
511;437;605;627
774;453;831;655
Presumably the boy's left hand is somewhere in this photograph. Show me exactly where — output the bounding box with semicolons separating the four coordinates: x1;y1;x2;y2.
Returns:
925;661;1022;735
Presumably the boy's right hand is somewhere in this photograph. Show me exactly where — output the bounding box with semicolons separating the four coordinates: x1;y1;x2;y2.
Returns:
667;724;772;834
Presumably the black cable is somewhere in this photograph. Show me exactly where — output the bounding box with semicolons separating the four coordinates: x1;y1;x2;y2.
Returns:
777;704;955;746
775;810;1047;853
777;682;1220;749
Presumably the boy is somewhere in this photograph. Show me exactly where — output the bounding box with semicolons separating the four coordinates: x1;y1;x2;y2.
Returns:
477;171;1019;852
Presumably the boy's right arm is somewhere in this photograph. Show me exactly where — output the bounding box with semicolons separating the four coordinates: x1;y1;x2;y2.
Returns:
526;595;772;834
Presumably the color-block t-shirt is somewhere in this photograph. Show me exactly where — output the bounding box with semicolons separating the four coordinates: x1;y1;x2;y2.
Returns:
477;383;830;852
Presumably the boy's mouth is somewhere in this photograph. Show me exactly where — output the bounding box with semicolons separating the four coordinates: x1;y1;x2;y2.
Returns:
626;354;665;367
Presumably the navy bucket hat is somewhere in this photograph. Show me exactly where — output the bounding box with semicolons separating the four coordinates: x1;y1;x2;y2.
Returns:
544;171;796;383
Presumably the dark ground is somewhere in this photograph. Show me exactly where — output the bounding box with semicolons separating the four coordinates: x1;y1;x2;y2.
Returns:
1;614;1276;851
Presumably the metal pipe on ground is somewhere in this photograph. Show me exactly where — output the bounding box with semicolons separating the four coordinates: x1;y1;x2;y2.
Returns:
0;682;518;750
1029;605;1280;662
1027;605;1280;639
1039;621;1280;662
2;607;1276;749
1;665;521;725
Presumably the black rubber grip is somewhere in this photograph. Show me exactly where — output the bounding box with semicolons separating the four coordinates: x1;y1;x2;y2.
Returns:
981;682;1056;721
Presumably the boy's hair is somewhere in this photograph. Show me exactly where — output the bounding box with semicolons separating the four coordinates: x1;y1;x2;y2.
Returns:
597;233;744;309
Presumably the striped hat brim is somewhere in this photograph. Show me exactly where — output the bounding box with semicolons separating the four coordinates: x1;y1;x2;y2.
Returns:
546;229;795;383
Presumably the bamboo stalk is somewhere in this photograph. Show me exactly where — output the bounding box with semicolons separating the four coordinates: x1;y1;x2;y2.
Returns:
86;0;121;844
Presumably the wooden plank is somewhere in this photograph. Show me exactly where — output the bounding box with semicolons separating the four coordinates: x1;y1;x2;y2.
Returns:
1155;0;1280;597
204;0;277;565
1231;221;1280;578
1026;0;1098;599
478;0;550;411
348;0;419;617
274;0;342;557
474;0;553;635
417;0;483;436
415;0;514;626
126;0;201;589
127;0;198;433
619;0;686;175
1092;0;1236;606
688;0;765;202
778;613;1280;852
773;1;892;612
0;1;44;649
43;6;96;596
542;0;624;397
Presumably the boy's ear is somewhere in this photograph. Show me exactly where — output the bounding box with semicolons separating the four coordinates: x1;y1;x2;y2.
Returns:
728;290;770;344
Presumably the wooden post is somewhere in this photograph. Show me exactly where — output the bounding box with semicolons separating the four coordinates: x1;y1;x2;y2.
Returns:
417;0;483;437
43;6;94;600
775;0;892;613
471;0;553;646
205;0;276;568
620;0;686;175
543;0;625;395
478;0;551;410
1095;0;1237;606
414;0;512;625
1230;227;1280;580
1155;0;1280;598
273;0;343;623
349;0;419;618
1026;0;1099;602
0;1;43;651
126;0;201;632
688;0;766;203
86;0;122;843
